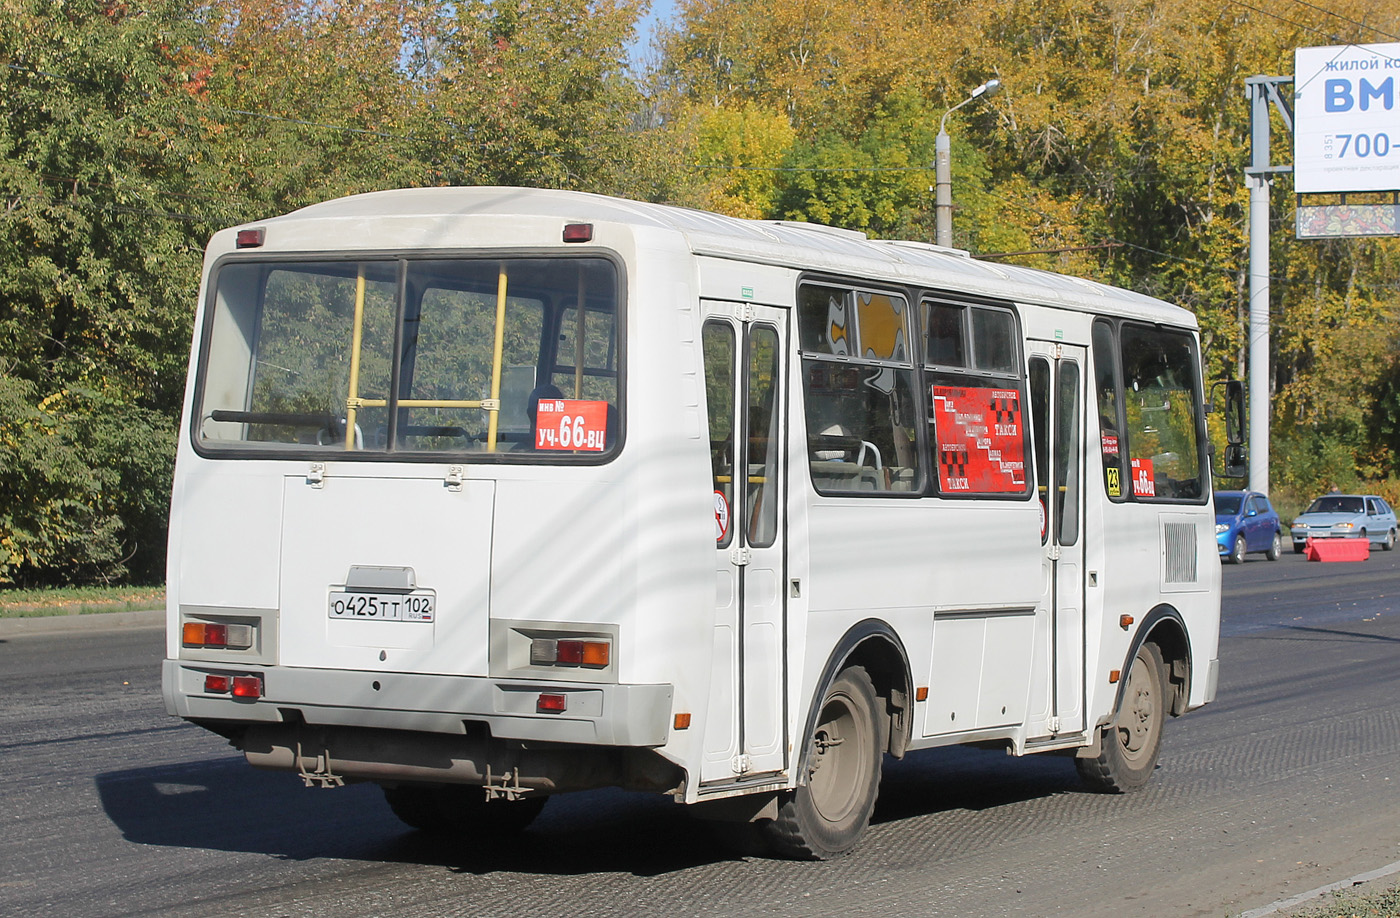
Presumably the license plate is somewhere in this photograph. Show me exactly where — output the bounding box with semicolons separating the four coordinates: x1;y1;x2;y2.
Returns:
328;591;435;622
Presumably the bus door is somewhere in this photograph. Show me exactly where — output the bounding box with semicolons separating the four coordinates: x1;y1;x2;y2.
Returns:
700;302;788;783
1028;342;1086;737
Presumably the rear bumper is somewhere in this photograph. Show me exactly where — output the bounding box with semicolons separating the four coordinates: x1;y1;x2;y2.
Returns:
163;659;673;747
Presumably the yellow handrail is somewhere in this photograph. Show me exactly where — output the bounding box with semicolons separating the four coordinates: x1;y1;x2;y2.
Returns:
574;269;586;398
344;267;367;451
485;266;508;451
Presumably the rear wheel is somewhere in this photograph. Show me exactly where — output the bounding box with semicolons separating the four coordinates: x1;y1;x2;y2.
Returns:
1229;534;1246;564
382;783;546;835
1076;642;1167;793
1384;529;1396;551
763;666;883;859
1265;531;1282;561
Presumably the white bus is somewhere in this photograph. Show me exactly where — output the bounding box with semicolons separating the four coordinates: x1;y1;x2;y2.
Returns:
164;187;1231;858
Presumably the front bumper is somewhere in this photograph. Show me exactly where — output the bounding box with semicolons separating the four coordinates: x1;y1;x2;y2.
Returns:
163;659;673;747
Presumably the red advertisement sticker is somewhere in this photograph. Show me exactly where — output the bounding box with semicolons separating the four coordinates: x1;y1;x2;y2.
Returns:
1130;457;1155;497
535;399;609;451
931;385;1026;493
1101;433;1119;456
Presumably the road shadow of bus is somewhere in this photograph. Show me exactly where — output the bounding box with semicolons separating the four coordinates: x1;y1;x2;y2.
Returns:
874;744;1085;823
95;747;1083;875
94;756;741;877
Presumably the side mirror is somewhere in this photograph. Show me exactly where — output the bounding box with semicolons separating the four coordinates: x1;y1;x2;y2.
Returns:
1211;379;1247;478
1224;443;1247;479
1226;381;1245;443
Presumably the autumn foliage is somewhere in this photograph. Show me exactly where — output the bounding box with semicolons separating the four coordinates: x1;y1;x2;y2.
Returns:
1;0;1398;583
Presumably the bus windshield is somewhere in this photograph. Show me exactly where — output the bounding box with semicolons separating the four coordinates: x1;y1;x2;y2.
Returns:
195;256;620;459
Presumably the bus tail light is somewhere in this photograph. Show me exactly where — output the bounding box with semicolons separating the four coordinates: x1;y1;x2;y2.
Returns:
204;674;231;694
182;620;255;650
530;638;610;668
537;693;567;712
231;675;263;698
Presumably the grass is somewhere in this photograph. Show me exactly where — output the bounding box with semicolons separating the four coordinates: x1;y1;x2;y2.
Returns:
1257;882;1400;917
0;584;165;619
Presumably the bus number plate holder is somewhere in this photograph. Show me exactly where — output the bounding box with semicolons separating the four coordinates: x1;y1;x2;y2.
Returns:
327;591;436;622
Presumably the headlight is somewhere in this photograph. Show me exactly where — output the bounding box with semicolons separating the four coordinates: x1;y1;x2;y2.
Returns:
1292;519;1306;528
1215;523;1229;533
1335;522;1354;530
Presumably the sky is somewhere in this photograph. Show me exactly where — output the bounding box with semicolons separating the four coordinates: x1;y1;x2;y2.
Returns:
628;0;678;70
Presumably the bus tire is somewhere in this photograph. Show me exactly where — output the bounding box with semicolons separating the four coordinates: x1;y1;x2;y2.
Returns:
1076;642;1166;793
382;783;546;835
763;666;882;859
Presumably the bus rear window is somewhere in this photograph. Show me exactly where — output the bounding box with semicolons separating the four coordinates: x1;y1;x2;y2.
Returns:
195;257;620;460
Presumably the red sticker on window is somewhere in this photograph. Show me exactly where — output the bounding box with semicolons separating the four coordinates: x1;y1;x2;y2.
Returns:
714;491;730;542
535;399;609;451
1131;457;1155;497
931;385;1026;493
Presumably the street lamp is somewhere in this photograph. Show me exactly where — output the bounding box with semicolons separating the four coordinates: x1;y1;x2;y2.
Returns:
935;77;1001;247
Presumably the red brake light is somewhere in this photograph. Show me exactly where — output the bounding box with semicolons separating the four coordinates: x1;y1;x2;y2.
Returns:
236;228;265;248
537;693;567;712
231;675;263;699
562;223;593;243
204;674;230;694
556;640;584;664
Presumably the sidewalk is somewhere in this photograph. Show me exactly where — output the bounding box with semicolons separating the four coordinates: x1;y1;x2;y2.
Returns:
0;608;164;638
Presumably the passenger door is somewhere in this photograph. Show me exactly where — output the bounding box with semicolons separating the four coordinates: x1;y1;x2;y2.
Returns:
700;303;788;783
1028;342;1087;737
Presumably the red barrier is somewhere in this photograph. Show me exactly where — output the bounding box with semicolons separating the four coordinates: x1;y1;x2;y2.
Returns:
1305;537;1370;562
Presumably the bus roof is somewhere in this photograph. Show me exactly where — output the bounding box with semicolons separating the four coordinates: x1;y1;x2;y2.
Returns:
259;186;1196;328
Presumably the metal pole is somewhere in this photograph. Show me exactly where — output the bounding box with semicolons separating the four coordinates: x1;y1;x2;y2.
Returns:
1247;81;1273;495
934;79;999;249
935;130;952;247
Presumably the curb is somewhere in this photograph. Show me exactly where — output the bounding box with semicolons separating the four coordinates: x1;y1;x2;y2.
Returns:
0;608;165;639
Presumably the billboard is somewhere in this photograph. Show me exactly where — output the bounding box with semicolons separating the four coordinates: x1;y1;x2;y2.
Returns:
1294;43;1400;194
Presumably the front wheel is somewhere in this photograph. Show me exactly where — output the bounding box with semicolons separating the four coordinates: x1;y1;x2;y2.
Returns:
762;666;883;859
382;783;546;835
1265;531;1282;561
1076;642;1167;793
1228;534;1246;564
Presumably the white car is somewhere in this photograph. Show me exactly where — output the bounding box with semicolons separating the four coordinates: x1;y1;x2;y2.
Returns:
1290;494;1397;553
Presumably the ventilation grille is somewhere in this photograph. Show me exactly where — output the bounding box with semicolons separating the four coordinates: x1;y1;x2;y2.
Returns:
1164;522;1198;583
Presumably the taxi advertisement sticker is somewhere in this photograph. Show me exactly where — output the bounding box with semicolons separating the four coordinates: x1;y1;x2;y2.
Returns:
931;385;1026;493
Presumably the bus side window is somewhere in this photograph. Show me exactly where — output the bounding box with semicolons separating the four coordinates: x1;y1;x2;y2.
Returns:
1092;321;1125;500
703;321;737;547
1118;323;1205;502
799;285;920;495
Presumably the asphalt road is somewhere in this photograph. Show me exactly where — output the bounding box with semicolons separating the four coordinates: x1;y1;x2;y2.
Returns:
2;549;1398;918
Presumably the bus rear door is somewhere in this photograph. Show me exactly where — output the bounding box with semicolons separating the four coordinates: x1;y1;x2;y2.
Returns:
700;303;788;783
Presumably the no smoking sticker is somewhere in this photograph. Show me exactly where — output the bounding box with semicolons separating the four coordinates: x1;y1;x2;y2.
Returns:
714;491;730;542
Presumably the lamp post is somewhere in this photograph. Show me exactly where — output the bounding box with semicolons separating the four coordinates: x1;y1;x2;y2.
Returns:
935;77;1001;247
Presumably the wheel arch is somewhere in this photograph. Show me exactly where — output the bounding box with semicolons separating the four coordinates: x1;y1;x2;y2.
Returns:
799;619;913;779
1116;604;1192;718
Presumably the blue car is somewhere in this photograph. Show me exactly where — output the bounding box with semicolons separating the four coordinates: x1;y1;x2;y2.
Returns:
1215;490;1282;563
1289;494;1397;553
